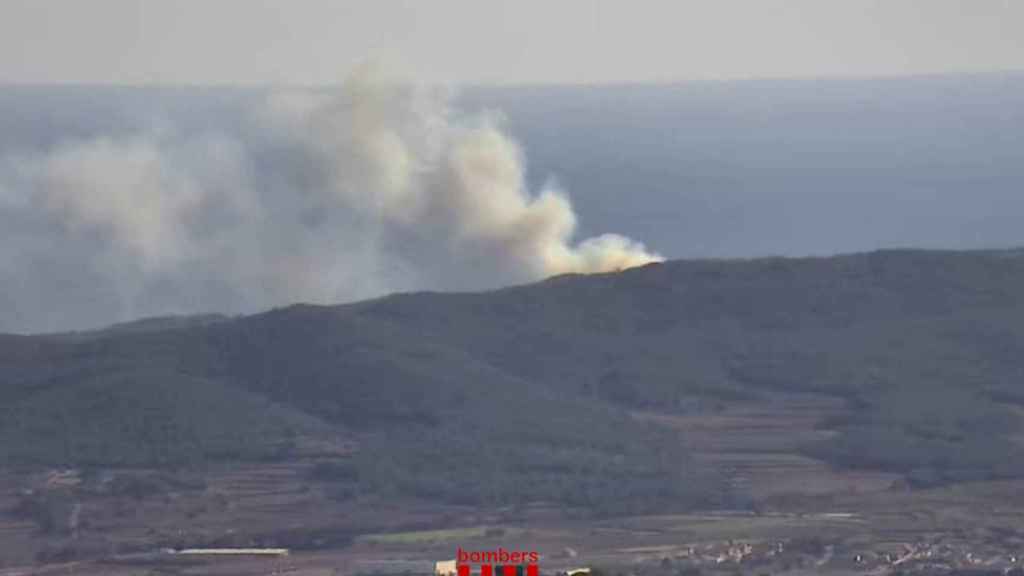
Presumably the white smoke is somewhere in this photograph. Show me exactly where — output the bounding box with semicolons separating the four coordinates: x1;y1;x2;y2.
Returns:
0;70;662;333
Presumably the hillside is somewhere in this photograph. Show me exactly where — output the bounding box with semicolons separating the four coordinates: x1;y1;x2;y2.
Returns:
3;248;1024;513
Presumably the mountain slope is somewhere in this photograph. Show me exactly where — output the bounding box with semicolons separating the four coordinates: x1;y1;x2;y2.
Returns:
2;248;1024;510
351;249;1024;484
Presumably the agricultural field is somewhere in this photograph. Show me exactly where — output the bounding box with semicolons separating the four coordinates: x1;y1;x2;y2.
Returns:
4;386;1024;575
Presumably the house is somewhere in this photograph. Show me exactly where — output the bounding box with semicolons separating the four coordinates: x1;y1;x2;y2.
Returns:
435;559;458;576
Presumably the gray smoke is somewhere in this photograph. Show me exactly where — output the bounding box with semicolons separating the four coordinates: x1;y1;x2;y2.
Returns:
0;70;661;333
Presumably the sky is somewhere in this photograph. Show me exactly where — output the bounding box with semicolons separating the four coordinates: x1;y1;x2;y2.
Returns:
2;0;1024;85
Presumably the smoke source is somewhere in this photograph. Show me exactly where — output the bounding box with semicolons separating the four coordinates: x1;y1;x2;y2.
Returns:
0;70;661;333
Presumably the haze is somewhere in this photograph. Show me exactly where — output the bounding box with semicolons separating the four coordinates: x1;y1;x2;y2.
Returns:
2;0;1023;85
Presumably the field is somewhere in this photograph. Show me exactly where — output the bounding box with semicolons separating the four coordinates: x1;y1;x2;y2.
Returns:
7;483;1024;576
631;392;900;503
4;389;1024;575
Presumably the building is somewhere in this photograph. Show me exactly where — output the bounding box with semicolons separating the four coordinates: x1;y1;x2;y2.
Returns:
436;559;458;576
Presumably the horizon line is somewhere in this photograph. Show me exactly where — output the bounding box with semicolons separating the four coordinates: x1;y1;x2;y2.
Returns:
2;68;1023;91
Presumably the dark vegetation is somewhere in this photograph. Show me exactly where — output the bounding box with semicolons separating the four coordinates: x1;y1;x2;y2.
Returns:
2;249;1024;510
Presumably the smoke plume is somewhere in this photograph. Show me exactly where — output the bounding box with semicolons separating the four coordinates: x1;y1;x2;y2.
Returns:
0;70;661;333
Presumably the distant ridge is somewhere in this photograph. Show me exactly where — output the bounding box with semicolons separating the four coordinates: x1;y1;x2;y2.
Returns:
3;247;1024;509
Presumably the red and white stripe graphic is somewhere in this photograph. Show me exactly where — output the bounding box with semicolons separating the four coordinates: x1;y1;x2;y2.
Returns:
457;564;540;576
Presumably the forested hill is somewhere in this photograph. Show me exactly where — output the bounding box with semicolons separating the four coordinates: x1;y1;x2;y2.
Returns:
2;248;1024;510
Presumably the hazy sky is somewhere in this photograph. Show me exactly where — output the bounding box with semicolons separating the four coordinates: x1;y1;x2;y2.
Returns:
2;0;1023;85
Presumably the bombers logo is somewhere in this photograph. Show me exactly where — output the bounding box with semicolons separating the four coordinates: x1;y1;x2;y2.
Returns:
453;547;540;576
